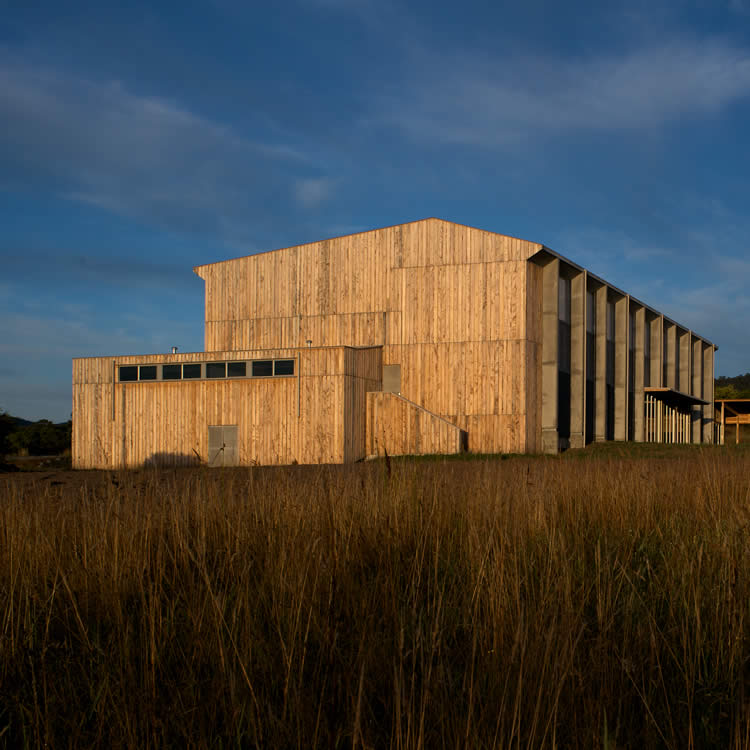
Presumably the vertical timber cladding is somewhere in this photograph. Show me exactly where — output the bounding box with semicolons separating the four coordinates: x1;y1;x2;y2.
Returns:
75;219;718;465
72;346;381;469
195;219;546;455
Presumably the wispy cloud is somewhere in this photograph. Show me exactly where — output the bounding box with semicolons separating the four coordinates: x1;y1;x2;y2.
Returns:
0;56;327;242
0;296;204;420
3;248;203;292
553;209;750;375
372;36;750;146
294;176;336;209
553;227;677;286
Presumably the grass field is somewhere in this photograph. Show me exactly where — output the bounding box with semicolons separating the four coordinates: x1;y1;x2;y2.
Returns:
1;444;750;748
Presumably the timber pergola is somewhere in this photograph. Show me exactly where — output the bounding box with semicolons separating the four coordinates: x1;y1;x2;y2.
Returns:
644;387;708;444
715;399;750;445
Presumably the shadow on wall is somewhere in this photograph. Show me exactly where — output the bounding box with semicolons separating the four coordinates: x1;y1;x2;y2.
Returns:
143;452;203;468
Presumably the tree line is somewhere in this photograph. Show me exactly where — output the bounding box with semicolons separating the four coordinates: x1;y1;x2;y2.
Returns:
714;373;750;399
0;412;72;457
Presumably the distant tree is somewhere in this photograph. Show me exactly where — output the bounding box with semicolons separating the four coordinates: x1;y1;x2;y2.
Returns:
0;410;15;457
715;384;740;399
715;373;750;399
3;418;72;456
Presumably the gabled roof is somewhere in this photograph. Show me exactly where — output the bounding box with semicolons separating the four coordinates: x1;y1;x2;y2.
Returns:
191;216;715;348
193;217;538;277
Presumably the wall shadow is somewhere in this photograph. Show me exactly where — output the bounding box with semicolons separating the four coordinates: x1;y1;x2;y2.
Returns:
143;452;202;468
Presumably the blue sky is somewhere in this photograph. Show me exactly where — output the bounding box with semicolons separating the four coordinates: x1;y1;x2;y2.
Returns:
2;0;749;421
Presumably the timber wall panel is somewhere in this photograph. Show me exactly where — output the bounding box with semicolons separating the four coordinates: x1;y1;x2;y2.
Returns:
366;392;463;457
74;376;346;468
194;219;543;456
72;346;382;468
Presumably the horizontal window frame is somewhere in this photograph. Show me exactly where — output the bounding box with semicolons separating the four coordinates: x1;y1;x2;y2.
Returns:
116;358;297;383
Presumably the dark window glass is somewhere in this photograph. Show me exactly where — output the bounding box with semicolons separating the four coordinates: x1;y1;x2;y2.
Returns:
227;361;246;377
558;370;571;440
206;362;226;378
139;365;157;380
558;277;571;324
183;363;201;379
629;311;635;352
119;366;138;382
163;364;182;380
252;360;273;377
606;384;615;441
274;359;295;376
558;320;571;374
586;291;595;334
585;378;595;445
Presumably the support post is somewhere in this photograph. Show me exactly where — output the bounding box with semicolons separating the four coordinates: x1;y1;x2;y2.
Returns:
541;258;560;454
666;323;677;389
594;285;608;442
614;295;628;441
703;343;714;444
634;306;645;442
692;337;702;443
569;271;586;449
679;329;691;395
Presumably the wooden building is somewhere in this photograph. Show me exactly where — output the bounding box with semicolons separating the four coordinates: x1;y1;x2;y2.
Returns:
72;218;717;468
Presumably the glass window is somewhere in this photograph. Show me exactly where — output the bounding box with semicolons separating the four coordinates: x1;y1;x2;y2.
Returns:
206;362;226;378
139;365;157;380
586;291;595;334
162;364;182;380
183;363;201;379
119;366;138;382
558;277;571;324
227;361;247;377
252;360;273;377
629;311;635;351
274;359;295;376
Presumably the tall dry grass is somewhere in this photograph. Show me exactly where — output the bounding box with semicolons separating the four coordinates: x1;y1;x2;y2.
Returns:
1;449;750;748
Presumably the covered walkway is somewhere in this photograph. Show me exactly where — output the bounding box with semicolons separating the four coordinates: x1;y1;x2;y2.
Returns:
644;387;708;444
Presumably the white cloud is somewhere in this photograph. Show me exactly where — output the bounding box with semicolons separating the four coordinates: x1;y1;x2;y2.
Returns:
372;36;750;147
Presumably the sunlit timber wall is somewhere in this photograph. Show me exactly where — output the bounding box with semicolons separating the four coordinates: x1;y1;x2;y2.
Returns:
531;251;716;453
73;219;716;466
195;218;544;454
72;346;381;468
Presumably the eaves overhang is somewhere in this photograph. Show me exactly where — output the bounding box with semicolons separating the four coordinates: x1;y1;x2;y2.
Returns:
528;246;717;350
